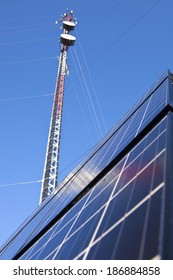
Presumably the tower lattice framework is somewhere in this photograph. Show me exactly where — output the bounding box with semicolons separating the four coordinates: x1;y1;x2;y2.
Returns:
40;10;77;204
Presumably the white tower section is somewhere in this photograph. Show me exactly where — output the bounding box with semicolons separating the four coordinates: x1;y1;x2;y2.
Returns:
40;10;77;204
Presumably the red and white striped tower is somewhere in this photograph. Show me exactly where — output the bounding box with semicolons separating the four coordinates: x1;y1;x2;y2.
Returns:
40;9;77;204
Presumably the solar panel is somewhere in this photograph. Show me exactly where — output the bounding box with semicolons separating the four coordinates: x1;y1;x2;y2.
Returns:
0;71;171;260
18;117;166;260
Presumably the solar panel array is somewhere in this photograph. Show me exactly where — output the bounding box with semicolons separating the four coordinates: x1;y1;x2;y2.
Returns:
0;70;172;260
20;117;167;260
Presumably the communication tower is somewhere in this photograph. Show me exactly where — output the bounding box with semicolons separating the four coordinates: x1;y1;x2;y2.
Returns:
40;9;77;204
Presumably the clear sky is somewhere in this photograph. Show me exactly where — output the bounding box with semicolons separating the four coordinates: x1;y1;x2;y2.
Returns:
0;0;172;247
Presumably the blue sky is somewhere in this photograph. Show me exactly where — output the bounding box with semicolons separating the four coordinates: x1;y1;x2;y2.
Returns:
0;0;172;247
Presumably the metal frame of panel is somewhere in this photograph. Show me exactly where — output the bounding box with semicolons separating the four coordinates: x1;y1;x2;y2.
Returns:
162;97;173;258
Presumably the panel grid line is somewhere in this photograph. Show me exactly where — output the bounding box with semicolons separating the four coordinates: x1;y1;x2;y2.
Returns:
74;182;164;260
21;146;166;259
82;155;130;260
135;97;152;136
138;121;164;259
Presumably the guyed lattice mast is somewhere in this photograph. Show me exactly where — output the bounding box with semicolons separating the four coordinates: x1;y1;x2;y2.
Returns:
40;9;77;204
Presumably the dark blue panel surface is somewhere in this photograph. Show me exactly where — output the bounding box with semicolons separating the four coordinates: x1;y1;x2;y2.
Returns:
19;117;166;260
53;210;104;260
0;72;169;260
87;202;148;260
141;189;163;259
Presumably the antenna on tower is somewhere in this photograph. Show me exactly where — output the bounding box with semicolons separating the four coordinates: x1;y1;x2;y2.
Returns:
40;9;77;204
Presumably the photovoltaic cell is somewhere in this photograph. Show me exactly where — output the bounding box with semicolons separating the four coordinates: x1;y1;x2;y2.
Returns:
87;202;148;260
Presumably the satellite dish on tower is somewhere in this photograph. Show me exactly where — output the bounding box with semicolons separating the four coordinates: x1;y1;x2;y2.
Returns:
63;21;76;31
60;34;76;46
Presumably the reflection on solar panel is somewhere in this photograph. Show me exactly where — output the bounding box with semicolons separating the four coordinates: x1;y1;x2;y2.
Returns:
0;69;173;260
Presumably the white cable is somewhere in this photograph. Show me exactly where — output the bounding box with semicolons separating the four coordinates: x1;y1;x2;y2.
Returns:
81;0;124;39
0;146;94;188
0;93;54;102
0;56;57;66
70;49;101;140
0;22;53;32
0;180;41;187
76;32;108;134
0;14;57;24
0;36;57;46
73;47;103;138
69;75;95;143
91;0;162;65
